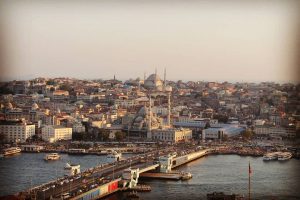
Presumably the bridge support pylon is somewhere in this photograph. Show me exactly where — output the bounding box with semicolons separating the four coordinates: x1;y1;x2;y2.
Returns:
122;168;139;188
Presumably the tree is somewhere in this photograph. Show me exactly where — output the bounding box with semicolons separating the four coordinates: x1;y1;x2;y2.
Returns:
222;134;228;141
0;86;13;94
115;131;126;141
98;129;110;141
72;132;85;140
242;130;254;139
59;84;72;92
46;80;56;85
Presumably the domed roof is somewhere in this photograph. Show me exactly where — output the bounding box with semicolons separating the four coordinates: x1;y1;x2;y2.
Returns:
144;74;163;89
32;103;39;110
135;116;144;123
165;85;172;92
138;106;148;115
146;74;162;82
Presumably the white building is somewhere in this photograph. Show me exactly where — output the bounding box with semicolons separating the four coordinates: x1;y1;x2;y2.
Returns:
151;128;192;143
42;125;72;143
254;126;295;138
114;99;135;108
0;121;35;143
202;124;245;140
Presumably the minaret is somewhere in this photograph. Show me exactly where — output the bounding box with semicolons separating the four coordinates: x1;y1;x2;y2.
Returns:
147;94;152;139
167;92;171;127
164;68;166;90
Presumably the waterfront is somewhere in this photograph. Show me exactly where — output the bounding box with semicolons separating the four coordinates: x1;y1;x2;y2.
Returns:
1;154;300;199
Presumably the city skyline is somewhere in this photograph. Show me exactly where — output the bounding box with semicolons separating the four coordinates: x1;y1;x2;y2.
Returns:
0;0;299;83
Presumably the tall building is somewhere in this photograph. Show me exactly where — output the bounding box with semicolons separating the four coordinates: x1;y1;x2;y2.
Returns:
41;125;72;143
0;120;35;143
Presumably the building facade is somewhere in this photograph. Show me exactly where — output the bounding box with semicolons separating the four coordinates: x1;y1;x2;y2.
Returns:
41;125;72;143
0;121;35;143
151;128;192;143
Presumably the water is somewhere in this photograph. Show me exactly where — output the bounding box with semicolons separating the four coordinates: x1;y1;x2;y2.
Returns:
1;154;300;199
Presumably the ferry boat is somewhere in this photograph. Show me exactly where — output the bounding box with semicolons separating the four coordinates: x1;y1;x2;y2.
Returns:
107;151;122;162
263;152;278;161
64;162;80;170
2;147;21;156
44;153;60;161
64;163;80;176
278;152;292;161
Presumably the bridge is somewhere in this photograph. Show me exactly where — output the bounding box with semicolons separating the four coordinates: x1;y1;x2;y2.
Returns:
22;147;211;200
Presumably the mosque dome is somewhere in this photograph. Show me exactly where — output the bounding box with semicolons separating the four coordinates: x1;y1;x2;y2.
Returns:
144;74;163;89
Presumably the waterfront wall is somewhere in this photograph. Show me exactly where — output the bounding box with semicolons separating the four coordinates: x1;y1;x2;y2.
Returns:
172;149;208;168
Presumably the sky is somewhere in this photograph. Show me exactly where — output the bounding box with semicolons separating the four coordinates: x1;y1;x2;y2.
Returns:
0;0;299;83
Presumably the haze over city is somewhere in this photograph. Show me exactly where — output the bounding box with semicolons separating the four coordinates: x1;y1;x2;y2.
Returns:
0;0;299;83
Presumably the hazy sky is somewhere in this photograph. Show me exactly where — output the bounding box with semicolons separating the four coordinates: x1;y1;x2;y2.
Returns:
0;0;299;83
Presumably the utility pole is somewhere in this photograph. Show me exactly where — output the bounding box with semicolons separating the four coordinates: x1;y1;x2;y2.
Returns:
249;161;251;200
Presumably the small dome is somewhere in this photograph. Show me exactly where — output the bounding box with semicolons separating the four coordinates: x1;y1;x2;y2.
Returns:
135;116;144;123
138;106;148;115
165;85;172;92
32;103;39;110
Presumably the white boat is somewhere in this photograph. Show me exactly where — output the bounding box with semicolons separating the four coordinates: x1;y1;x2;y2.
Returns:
64;163;80;176
263;152;278;161
2;147;21;156
44;153;60;161
107;151;122;162
278;152;292;161
181;172;192;180
64;162;80;169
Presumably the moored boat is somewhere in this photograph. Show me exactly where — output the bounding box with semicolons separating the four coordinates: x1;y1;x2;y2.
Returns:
2;147;21;156
181;172;192;180
107;151;122;162
68;148;86;155
263;152;278;161
278;152;292;161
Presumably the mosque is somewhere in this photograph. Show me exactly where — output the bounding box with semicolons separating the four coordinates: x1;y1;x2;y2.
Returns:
143;69;172;92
